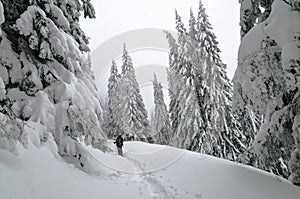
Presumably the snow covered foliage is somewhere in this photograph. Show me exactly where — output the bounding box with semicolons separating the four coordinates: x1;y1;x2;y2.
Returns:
166;1;248;161
289;115;300;186
239;0;274;39
0;1;105;155
234;0;300;184
0;76;26;153
82;0;96;19
152;73;171;145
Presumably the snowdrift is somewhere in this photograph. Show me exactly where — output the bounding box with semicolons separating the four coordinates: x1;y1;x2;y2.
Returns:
0;139;299;199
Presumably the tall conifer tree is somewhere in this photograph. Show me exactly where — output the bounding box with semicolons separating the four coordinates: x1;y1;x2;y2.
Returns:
119;44;149;140
167;1;248;160
152;73;171;145
104;60;121;138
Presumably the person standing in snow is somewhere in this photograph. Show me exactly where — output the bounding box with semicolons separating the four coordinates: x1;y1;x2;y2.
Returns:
115;133;124;156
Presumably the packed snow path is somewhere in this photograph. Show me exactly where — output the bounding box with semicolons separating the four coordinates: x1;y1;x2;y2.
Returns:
88;141;186;173
85;141;186;198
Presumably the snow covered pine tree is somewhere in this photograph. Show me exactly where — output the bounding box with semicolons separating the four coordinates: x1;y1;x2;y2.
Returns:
166;1;248;161
152;73;171;145
234;0;300;185
103;60;122;139
0;0;105;161
119;44;150;141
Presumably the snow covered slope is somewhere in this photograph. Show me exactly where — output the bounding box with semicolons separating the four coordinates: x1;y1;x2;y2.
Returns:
0;139;299;199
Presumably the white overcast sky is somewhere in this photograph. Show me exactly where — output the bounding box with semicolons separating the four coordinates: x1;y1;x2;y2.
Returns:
81;0;240;79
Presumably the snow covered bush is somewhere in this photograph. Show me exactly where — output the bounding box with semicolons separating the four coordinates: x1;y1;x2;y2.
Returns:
0;0;106;158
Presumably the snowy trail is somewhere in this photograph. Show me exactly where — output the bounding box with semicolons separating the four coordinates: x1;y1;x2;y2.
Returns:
85;141;186;174
81;141;186;198
124;152;177;198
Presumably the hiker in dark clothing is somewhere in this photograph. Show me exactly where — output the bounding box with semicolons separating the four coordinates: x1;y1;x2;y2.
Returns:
115;133;124;156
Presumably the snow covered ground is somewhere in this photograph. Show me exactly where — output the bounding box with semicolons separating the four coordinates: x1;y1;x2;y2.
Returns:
1;139;300;199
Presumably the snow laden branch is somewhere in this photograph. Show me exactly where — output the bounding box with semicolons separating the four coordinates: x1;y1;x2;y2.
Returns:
0;1;105;157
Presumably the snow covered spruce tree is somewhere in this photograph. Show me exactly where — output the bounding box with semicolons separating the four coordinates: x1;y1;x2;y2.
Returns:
170;10;209;151
165;30;181;139
0;1;105;155
194;2;249;160
119;44;150;141
234;0;300;184
166;1;247;160
102;60;122;139
152;73;171;145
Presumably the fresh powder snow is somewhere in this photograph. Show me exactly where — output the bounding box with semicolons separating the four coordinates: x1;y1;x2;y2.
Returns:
0;122;300;199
